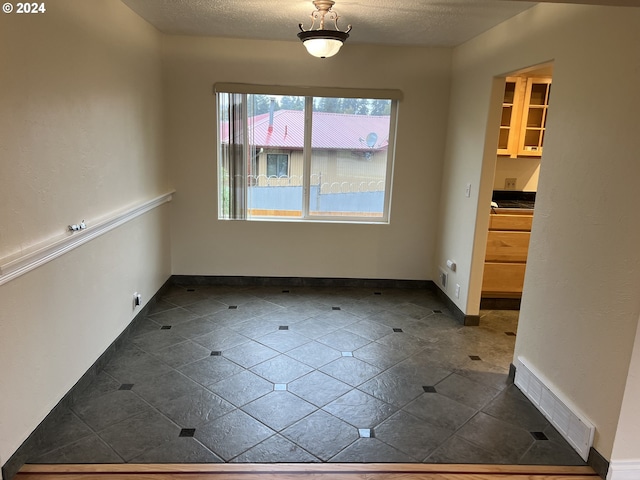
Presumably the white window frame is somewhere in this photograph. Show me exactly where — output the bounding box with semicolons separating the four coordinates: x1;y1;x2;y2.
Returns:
215;83;402;223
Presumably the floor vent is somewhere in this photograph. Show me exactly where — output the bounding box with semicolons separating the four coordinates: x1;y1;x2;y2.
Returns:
515;356;595;461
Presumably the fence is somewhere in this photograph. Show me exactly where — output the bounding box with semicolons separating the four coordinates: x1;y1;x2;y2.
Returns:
248;182;385;214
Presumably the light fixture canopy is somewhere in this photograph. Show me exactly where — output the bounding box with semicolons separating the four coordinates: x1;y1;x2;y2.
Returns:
298;0;352;58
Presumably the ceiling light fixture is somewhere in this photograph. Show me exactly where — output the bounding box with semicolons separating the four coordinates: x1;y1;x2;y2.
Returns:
298;0;351;59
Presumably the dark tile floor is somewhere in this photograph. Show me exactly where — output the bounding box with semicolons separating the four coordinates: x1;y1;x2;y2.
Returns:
25;284;586;465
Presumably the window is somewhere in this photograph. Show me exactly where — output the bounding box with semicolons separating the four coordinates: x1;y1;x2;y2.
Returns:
266;154;289;178
216;84;401;222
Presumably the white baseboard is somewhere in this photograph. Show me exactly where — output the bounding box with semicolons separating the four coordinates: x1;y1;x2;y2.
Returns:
607;460;640;480
515;356;595;461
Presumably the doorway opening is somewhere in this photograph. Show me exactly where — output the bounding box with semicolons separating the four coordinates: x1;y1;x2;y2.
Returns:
472;61;554;321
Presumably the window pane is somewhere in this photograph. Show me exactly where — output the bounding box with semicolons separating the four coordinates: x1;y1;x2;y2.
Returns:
246;94;304;218
309;98;391;218
267;154;289;177
217;89;396;223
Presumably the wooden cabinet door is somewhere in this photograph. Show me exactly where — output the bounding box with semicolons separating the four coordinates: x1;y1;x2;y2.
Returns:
482;263;527;295
485;231;531;263
497;77;525;158
518;77;552;156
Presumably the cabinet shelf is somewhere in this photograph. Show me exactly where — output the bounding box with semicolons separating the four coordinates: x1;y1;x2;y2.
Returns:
497;76;551;158
518;77;551;156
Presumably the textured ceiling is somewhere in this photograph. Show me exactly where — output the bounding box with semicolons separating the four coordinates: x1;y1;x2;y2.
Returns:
120;0;640;47
120;0;536;47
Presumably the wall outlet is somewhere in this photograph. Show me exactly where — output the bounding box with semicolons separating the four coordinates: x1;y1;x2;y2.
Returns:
133;292;142;308
465;183;472;198
505;178;517;190
455;284;461;298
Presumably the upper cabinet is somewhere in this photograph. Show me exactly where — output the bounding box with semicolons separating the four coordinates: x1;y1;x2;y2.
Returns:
498;76;552;158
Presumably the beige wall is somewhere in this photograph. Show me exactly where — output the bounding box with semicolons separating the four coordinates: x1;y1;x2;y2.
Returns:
493;156;540;191
437;3;640;458
0;0;170;463
3;0;639;469
164;36;451;279
610;314;640;465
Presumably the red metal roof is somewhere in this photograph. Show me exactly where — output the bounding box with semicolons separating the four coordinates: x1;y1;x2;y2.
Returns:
221;110;390;151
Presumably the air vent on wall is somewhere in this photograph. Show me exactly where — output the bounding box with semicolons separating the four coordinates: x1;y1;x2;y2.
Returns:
439;268;448;288
515;357;595;461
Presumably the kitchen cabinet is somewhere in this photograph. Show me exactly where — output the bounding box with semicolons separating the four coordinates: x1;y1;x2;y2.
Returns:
497;77;525;157
482;208;533;297
497;76;551;158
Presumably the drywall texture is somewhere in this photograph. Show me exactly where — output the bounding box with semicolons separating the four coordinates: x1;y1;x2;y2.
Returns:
438;3;640;459
163;36;451;280
493;157;540;192
610;314;640;463
0;0;167;260
0;0;171;464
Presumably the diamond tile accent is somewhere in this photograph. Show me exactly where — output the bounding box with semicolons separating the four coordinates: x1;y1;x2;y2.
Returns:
22;284;583;468
531;431;549;440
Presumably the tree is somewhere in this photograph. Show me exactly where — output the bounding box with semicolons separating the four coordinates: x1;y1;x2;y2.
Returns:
355;99;370;115
316;97;341;113
342;98;359;114
370;99;391;115
281;96;304;111
249;94;272;116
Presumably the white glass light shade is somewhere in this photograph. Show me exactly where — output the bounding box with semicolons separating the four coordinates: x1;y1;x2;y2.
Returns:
297;30;349;58
302;38;344;58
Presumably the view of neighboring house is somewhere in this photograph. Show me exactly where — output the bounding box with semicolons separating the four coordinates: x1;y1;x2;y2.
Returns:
220;105;393;217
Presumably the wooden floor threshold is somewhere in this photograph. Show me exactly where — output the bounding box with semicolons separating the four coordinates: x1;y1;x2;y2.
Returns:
16;463;599;480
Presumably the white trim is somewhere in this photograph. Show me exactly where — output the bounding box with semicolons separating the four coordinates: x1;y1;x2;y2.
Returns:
515;356;595;461
302;96;312;218
607;460;640;480
0;191;174;286
213;82;404;101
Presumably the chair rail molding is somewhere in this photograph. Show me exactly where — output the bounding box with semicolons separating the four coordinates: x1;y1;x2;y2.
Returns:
0;191;175;286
